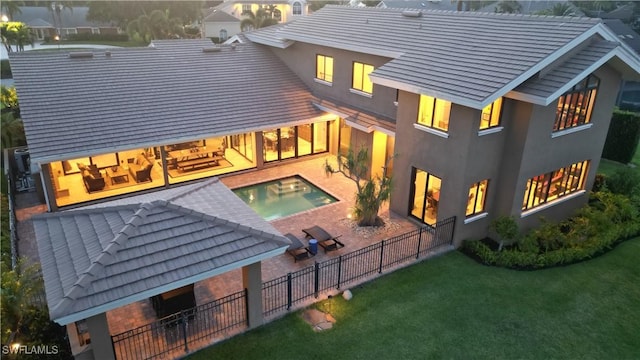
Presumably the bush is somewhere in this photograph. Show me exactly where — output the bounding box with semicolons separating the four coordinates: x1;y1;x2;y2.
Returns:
605;167;640;197
601;109;640;164
0;60;11;79
67;33;129;42
462;190;640;270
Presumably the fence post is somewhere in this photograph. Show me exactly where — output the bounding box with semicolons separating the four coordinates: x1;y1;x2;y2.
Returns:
416;227;423;259
286;272;292;310
314;261;319;299
244;288;250;326
337;255;342;289
181;311;189;353
378;240;385;273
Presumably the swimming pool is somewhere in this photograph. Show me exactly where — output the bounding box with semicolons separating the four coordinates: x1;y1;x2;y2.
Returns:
232;175;338;221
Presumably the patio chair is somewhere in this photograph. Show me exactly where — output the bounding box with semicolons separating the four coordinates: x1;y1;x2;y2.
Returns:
285;233;312;262
301;225;344;252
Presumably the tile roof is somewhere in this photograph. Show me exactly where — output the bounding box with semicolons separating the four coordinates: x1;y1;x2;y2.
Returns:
512;38;618;104
312;97;396;135
270;6;604;108
34;178;290;324
9;39;322;164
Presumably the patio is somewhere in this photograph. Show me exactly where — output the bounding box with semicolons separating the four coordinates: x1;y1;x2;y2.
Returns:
15;155;421;357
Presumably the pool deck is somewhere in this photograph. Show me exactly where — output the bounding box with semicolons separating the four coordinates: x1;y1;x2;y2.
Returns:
15;155;421;340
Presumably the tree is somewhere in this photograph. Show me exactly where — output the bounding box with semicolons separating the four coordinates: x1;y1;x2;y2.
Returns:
535;3;576;16
1;22;32;53
1;85;25;149
45;1;74;37
1;258;44;344
127;9;184;43
489;215;519;251
240;8;279;31
324;147;393;226
88;1;202;29
495;0;521;14
1;0;24;21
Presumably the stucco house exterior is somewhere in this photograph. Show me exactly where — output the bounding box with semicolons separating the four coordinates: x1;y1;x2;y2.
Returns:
8;6;640;358
200;8;242;41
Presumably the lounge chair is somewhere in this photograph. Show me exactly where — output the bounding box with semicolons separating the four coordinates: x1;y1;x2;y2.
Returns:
301;225;344;252
284;233;312;262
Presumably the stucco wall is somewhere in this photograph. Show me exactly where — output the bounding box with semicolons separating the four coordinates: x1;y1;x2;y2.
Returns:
270;43;398;119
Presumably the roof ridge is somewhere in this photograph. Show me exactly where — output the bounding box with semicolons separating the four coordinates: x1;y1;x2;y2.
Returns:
165;177;220;202
51;203;153;317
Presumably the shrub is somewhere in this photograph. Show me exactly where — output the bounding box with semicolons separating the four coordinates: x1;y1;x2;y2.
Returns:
605;167;640;197
601;109;640;164
592;173;607;192
0;60;11;79
462;189;640;270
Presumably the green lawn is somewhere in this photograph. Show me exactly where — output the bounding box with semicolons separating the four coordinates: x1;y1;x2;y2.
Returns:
188;238;640;360
42;40;148;47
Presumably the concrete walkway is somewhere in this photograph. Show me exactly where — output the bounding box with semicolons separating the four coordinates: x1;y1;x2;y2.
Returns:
1;43;122;60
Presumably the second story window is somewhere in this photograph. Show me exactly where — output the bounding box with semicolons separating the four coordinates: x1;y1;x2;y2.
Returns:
316;54;333;83
480;97;502;130
352;61;374;94
293;1;302;15
554;75;599;132
417;95;451;132
242;4;252;15
522;160;589;211
466;179;488;217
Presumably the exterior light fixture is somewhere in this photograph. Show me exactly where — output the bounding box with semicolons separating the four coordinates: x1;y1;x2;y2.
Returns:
1;15;8;22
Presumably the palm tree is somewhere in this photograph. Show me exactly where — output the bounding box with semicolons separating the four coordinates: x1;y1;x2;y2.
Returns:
1;0;23;20
127;10;184;43
324;147;393;227
240;8;279;32
45;1;73;38
0;22;32;53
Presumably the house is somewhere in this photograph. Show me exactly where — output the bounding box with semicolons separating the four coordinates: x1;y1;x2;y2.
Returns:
200;8;242;41
10;6;640;244
204;0;308;32
11;6;119;41
10;10;640;355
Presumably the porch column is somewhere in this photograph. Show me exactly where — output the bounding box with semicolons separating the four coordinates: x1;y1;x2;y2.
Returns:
242;262;263;329
86;313;115;360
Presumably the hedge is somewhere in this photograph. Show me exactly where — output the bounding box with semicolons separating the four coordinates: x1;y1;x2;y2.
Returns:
67;33;129;42
602;109;640;164
0;59;11;79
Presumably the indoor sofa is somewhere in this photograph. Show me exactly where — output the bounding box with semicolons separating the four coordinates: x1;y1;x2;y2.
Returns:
128;153;154;183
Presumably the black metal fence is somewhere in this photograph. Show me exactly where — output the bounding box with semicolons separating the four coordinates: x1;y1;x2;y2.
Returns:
262;216;456;316
111;216;455;359
111;290;247;360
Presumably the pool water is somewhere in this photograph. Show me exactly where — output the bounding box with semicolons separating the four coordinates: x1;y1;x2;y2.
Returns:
232;175;338;221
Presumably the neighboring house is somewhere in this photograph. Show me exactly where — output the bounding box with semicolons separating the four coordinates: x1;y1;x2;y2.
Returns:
214;0;308;23
12;6;119;41
377;0;462;11
200;8;242;41
603;19;640;110
10;1;640;291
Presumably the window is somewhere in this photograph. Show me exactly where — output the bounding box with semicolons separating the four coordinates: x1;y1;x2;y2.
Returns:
554;75;599;131
480;98;502;130
466;180;488;216
263;122;329;163
293;1;302;15
417;95;451;131
273;9;282;21
352;62;374;94
242;4;252;15
410;168;442;226
219;29;228;41
522;160;589;211
316;55;333;83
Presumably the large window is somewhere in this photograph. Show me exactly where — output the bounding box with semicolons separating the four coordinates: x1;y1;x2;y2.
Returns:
480;98;502;130
316;55;333;83
417;95;451;132
241;4;252;15
466;179;488;217
293;1;302;15
263;122;329;162
410;168;442;226
352;62;374;94
522;160;589;211
554;75;599;131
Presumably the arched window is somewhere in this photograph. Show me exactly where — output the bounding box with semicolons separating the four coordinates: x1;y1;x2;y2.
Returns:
293;1;302;15
219;29;228;41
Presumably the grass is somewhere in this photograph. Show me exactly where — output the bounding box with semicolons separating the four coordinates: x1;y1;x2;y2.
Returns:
42;40;148;47
188;238;640;360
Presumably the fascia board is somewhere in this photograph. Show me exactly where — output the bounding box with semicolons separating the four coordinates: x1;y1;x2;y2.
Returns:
54;246;287;325
276;33;403;58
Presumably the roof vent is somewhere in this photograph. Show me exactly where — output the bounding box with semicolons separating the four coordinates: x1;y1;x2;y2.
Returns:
105;51;111;57
402;10;422;17
231;43;237;50
202;46;221;53
69;52;94;59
